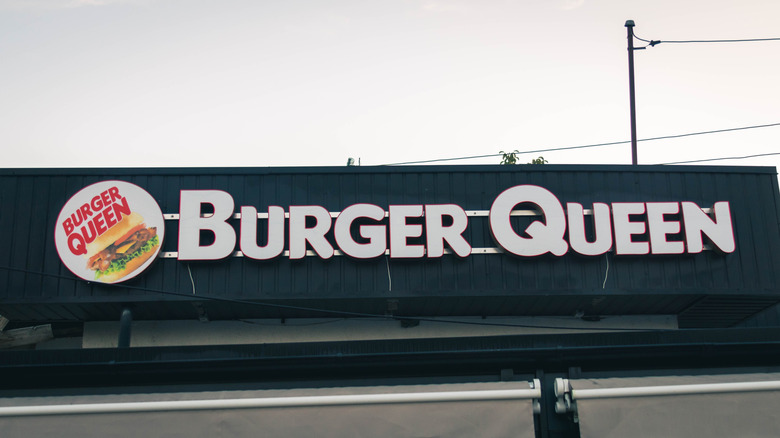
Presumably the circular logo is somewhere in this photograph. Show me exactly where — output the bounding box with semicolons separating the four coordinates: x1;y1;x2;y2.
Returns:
54;181;165;284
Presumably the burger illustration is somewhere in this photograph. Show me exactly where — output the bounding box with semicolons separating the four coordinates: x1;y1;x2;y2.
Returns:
85;212;159;282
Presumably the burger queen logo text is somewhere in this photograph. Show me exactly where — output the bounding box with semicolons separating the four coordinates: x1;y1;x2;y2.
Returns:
176;187;735;261
55;181;737;284
55;181;165;284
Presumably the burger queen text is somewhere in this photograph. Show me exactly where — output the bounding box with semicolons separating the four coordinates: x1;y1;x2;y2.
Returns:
61;186;131;256
61;184;736;262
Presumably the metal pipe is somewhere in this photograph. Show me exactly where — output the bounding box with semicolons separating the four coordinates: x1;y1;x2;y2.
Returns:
118;308;132;348
572;380;780;400
0;384;541;417
626;20;638;165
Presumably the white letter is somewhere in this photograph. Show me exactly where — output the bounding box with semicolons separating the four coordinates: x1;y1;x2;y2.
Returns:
334;204;387;259
178;190;236;260
647;202;684;254
240;206;285;260
288;206;334;259
682;201;735;253
612;203;648;255
425;204;471;257
567;203;612;256
389;205;425;258
489;185;567;257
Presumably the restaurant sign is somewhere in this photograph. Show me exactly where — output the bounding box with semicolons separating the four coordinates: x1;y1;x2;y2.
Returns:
55;182;735;283
55;181;165;284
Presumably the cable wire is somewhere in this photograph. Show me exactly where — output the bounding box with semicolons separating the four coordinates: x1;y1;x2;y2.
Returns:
383;152;506;166
659;152;780;165
0;264;667;332
634;33;780;47
381;122;780;166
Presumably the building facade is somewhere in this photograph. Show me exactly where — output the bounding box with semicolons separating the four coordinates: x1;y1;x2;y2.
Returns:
1;164;779;437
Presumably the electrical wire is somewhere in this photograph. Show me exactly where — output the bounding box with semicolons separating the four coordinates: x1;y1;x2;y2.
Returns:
634;33;780;47
658;152;780;165
0;264;668;332
640;122;780;142
187;263;196;295
381;122;780;166
383;152;506;166
385;255;392;291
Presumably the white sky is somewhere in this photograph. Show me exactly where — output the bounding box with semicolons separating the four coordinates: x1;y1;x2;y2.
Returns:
1;0;779;171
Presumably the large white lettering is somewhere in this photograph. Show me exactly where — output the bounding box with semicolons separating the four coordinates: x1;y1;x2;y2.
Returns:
334;204;387;259
489;185;568;257
289;205;334;260
178;190;237;260
682;201;736;253
612;202;649;255
389;205;425;258
425;204;471;258
647;202;684;255
173;188;736;261
567;202;612;256
240;205;285;260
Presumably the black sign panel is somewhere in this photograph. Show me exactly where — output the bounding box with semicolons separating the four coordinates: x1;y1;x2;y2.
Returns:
0;165;778;323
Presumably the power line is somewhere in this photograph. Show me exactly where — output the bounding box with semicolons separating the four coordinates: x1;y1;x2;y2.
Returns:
641;122;780;142
634;33;780;47
381;122;780;166
659;152;780;166
382;140;631;166
384;152;505;166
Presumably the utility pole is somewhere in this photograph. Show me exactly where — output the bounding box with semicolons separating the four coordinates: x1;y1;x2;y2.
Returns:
626;20;638;165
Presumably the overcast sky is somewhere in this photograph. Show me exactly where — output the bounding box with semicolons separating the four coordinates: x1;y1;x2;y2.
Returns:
1;0;778;171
